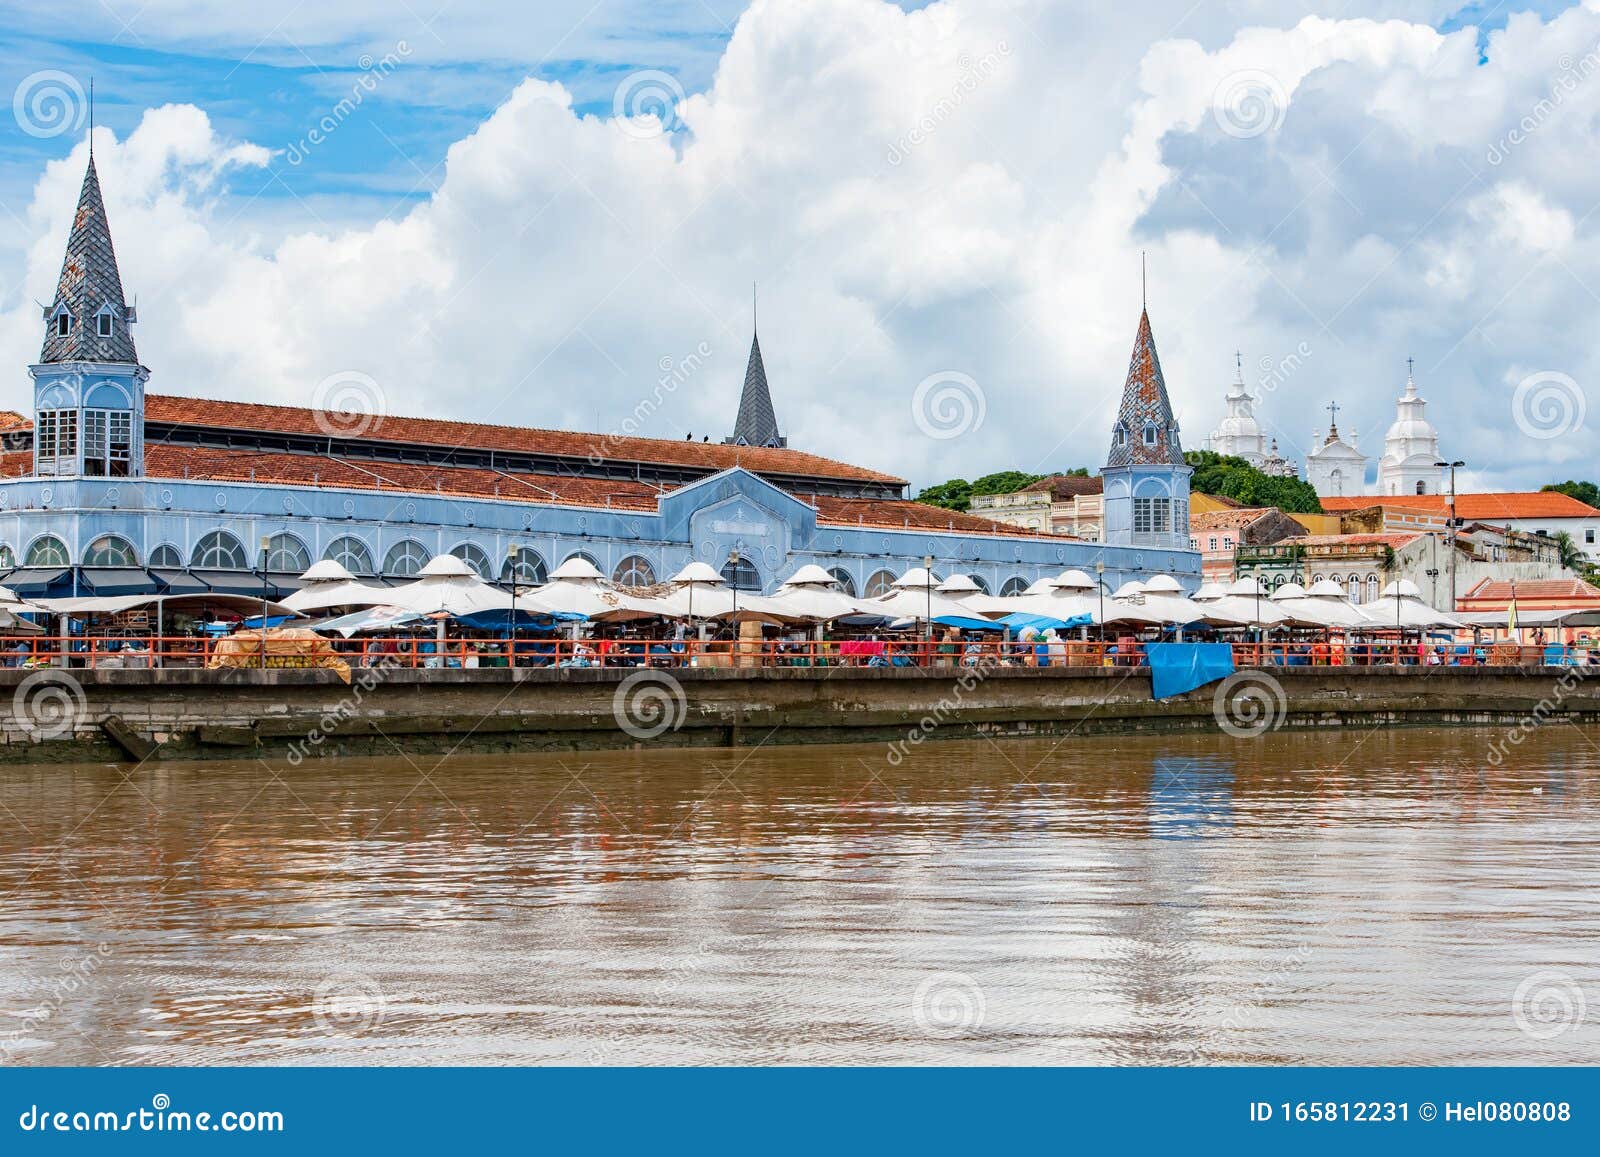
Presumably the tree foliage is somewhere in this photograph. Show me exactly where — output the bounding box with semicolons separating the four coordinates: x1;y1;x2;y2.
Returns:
1542;480;1600;509
915;470;1055;512
1183;450;1323;514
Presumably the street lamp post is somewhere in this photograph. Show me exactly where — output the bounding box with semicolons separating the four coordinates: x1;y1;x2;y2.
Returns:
507;542;519;669
923;554;934;658
1434;459;1465;614
258;534;271;672
729;549;741;669
1095;559;1106;631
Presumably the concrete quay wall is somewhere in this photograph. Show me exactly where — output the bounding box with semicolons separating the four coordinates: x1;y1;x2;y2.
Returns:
0;664;1594;764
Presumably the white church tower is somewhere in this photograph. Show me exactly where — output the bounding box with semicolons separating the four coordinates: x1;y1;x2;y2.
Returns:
1203;353;1267;467
1304;401;1369;498
1377;360;1444;497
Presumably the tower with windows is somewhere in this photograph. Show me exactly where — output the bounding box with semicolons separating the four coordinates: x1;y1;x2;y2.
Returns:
1377;361;1444;497
1102;306;1191;549
30;155;146;478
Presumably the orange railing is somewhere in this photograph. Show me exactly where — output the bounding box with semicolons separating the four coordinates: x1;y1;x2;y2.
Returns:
0;635;1589;672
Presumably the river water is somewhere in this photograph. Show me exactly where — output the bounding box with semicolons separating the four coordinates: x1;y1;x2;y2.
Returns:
1;727;1596;1065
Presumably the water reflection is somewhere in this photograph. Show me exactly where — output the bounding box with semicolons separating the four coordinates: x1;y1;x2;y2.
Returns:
0;727;1596;1065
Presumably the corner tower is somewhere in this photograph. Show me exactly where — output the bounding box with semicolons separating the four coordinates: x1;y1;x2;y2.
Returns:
30;154;147;477
1101;307;1191;548
724;298;784;448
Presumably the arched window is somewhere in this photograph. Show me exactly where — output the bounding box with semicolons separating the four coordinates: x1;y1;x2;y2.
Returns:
191;531;247;570
149;544;182;569
383;540;430;578
25;536;68;567
1366;575;1380;602
969;574;991;594
563;551;601;570
1416;480;1427;495
324;536;375;575
611;555;655;588
999;576;1029;597
827;568;857;596
501;547;548;586
95;304;115;338
865;569;898;598
451;542;491;578
83;535;137;567
0;544;14;569
264;533;310;575
1346;575;1361;602
720;554;761;592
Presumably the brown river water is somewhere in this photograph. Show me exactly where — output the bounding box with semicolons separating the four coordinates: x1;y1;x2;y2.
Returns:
1;726;1597;1066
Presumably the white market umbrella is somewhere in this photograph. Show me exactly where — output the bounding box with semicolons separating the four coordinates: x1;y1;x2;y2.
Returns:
767;565;881;622
1007;569;1103;623
521;559;664;621
863;567;983;623
1202;576;1290;628
280;577;393;614
384;554;514;616
1104;575;1205;627
1266;581;1333;628
1301;578;1370;628
657;563;795;623
1359;579;1465;630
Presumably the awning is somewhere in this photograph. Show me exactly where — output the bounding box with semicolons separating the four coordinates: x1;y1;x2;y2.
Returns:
150;568;213;595
78;567;160;596
190;570;300;599
0;568;72;598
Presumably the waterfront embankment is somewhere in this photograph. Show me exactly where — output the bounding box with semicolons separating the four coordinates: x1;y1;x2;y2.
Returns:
0;662;1595;763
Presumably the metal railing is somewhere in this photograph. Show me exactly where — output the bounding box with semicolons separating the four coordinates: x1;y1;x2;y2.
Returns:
1;635;1590;671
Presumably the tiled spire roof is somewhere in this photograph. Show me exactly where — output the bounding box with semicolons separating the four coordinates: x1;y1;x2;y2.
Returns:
727;331;784;448
1105;308;1183;467
40;157;139;365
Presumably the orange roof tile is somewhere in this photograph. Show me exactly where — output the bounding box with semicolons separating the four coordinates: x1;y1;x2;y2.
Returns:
1319;492;1600;520
1288;533;1422;547
1460;578;1600;604
143;395;903;486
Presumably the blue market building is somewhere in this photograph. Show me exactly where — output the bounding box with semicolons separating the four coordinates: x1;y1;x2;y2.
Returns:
0;157;1198;603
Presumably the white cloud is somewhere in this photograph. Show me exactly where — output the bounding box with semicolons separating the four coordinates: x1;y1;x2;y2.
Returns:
3;0;1599;491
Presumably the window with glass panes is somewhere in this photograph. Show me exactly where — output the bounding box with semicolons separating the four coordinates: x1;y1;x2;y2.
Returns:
1132;497;1171;535
34;410;78;475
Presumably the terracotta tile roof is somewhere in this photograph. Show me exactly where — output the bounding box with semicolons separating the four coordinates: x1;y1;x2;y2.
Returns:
1319;492;1600;520
1461;578;1600;604
143;395;902;486
1190;507;1271;532
1019;473;1103;499
0;412;32;433
811;495;1048;538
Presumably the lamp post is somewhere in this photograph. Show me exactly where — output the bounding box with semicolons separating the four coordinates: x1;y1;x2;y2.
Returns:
923;554;934;648
729;549;741;669
507;542;519;669
258;534;271;672
1434;459;1464;614
1095;559;1106;630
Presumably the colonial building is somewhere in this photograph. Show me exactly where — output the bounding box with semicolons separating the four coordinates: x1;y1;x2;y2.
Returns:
969;474;1103;539
1303;403;1369;498
1319;492;1600;563
1102;307;1191;550
0;155;1201;601
1202;355;1267;467
1377;365;1443;497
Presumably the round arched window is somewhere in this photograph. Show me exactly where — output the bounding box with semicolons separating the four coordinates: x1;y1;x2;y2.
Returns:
999;576;1028;597
864;569;897;598
720;554;761;592
191;531;246;570
83;535;137;568
264;533;310;574
612;555;655;588
502;547;549;586
26;535;70;568
827;568;856;596
323;535;375;575
149;544;182;569
450;542;492;578
383;540;430;577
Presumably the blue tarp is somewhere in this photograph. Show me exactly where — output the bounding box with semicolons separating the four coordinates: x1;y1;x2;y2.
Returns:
998;612;1094;633
926;614;1008;632
240;614;299;630
454;609;584;631
1145;642;1237;700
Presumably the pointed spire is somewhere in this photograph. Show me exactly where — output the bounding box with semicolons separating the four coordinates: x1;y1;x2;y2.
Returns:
1106;305;1183;468
39;155;138;365
725;295;784;449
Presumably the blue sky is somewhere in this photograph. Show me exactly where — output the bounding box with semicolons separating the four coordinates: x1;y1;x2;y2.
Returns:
1;1;1598;493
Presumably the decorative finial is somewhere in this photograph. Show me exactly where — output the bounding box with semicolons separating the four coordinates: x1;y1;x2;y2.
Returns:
1407;354;1414;378
88;77;94;157
1141;251;1147;309
753;281;757;332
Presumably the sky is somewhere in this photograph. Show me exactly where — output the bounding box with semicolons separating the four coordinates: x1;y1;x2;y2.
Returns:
0;0;1595;495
